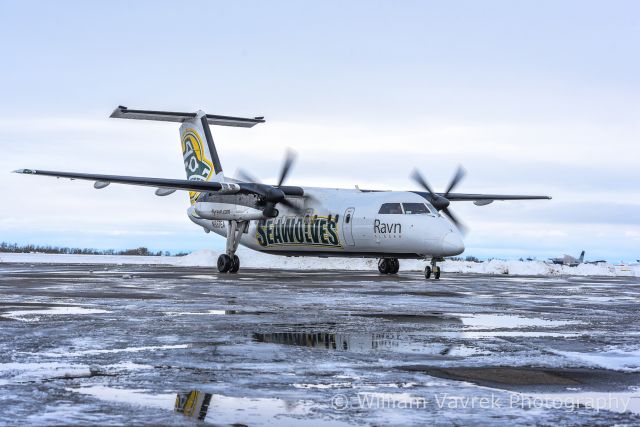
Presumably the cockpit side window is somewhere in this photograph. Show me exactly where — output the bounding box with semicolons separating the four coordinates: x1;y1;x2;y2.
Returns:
378;203;403;214
402;203;430;214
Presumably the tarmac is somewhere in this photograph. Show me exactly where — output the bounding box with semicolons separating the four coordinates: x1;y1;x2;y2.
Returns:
0;263;639;426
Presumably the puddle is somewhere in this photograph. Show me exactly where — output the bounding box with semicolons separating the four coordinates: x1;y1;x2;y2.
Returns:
72;385;175;410
293;382;353;390
164;309;266;316
38;344;191;358
73;386;319;426
3;306;110;322
182;392;314;425
356;313;463;325
252;332;457;355
440;345;485;357
458;313;577;330
505;277;568;284
432;331;580;338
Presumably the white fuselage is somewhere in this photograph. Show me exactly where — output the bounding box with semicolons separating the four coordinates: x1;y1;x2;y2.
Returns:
187;187;464;259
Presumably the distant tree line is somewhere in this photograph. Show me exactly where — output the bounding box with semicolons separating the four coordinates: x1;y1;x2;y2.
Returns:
0;242;176;256
449;255;482;262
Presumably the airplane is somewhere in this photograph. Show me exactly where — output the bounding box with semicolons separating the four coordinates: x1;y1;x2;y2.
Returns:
14;106;551;280
548;250;585;267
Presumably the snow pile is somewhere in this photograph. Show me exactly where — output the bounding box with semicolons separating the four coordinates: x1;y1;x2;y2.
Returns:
174;248;384;270
176;249;640;277
440;259;630;277
0;252;175;265
1;250;638;277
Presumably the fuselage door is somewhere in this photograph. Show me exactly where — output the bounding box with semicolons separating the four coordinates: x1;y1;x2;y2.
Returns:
342;207;356;246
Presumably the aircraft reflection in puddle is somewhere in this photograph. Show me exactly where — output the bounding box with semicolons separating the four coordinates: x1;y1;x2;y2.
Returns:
175;390;212;421
252;331;460;355
174;389;315;424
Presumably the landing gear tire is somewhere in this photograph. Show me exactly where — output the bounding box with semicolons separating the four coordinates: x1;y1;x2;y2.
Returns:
389;258;400;274
229;255;240;273
217;254;232;273
378;258;399;275
378;258;391;274
426;258;442;280
220;221;248;274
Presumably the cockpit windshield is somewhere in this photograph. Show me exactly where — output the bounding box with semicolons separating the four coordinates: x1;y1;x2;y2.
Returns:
402;203;431;214
378;203;403;214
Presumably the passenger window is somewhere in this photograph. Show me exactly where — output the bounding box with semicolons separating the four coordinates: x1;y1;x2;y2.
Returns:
402;203;430;214
378;203;403;214
345;214;351;224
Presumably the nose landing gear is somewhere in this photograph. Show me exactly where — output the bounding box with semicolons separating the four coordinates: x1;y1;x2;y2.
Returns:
378;258;400;275
425;258;442;280
217;221;247;273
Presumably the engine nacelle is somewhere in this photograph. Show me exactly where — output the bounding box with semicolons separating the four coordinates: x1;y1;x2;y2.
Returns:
194;202;266;221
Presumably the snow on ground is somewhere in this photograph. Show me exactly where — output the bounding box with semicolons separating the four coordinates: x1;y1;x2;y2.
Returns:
1;250;638;277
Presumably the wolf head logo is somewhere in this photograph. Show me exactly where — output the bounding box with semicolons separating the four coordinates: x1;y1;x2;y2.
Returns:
181;128;214;203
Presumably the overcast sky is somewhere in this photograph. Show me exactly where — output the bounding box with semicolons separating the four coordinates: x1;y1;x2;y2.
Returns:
0;1;638;261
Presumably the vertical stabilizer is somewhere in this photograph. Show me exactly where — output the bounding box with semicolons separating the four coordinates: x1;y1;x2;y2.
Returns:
179;112;224;204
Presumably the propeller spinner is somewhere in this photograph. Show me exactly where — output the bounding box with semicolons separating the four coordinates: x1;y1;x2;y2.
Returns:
411;166;468;234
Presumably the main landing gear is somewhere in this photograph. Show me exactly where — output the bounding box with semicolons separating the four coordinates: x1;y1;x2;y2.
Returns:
217;220;248;273
378;258;399;275
425;258;442;280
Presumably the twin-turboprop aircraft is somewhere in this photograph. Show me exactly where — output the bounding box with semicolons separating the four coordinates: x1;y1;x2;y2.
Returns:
15;107;551;279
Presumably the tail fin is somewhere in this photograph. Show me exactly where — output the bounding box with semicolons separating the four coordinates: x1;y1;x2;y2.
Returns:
179;112;223;203
110;106;264;204
578;250;585;263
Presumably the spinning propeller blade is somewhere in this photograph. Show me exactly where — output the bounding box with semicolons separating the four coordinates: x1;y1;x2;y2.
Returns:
444;166;466;197
277;150;297;187
411;166;468;235
236;169;262;184
237;150;306;215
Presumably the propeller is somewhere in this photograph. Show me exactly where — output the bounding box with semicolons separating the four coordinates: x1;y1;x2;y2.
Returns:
237;150;307;216
410;166;468;234
236;169;262;185
277;150;296;187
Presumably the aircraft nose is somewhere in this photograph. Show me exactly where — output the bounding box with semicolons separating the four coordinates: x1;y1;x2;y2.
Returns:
441;231;464;256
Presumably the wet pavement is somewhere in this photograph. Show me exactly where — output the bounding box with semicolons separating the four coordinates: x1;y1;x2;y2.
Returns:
0;263;639;426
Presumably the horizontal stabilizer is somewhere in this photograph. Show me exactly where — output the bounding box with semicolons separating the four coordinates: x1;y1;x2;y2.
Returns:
110;106;265;128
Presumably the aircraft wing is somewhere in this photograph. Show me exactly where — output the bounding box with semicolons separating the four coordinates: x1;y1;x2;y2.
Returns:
441;193;552;201
13;169;228;193
12;169;305;198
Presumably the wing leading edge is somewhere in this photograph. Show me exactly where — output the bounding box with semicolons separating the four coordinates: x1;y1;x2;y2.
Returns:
439;193;551;201
12;169;305;199
13;169;228;193
412;191;550;203
14;170;551;202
